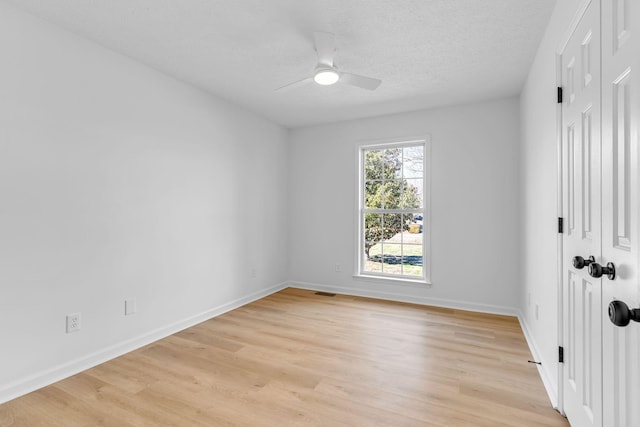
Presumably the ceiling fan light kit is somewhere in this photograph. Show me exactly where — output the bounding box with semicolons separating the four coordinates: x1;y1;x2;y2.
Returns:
313;68;340;85
276;31;381;92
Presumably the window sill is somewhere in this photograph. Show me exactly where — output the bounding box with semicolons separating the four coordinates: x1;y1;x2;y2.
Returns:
352;274;432;287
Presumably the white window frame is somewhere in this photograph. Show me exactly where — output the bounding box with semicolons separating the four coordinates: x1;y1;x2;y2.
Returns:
355;136;431;285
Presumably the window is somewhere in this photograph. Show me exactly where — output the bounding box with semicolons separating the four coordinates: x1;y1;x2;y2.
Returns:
357;138;430;283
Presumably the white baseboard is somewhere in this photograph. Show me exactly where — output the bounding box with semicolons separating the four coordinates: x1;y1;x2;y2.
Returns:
3;281;559;413
289;280;519;316
517;311;559;409
0;282;288;405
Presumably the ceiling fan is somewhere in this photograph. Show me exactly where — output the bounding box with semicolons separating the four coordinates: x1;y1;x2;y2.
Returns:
276;32;382;92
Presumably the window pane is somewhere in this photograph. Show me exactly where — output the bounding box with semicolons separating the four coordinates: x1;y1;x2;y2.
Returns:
403;146;424;178
367;240;382;257
364;181;382;208
384;148;402;179
403;212;424;276
382;213;403;242
381;243;402;275
365;256;383;273
365;227;383;273
382;180;402;209
402;242;423;277
364;214;382;253
403;179;423;209
405;215;424;240
364;149;384;181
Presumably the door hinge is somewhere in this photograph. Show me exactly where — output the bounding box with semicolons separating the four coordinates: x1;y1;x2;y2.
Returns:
557;87;563;103
559;346;564;363
558;217;564;233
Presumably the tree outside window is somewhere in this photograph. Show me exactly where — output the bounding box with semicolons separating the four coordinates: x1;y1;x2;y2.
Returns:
360;143;426;279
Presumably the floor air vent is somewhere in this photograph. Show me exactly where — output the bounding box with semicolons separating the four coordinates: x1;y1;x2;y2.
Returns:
315;292;336;297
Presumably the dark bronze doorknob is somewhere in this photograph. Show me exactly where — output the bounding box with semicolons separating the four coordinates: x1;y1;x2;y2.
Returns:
573;255;595;269
588;262;616;280
609;300;640;327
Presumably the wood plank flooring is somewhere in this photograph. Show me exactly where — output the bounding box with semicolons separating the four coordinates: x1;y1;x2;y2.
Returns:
0;288;569;426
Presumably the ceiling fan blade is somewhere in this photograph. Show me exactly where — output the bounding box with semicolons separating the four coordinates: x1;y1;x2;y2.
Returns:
275;76;313;92
340;72;382;90
314;32;336;66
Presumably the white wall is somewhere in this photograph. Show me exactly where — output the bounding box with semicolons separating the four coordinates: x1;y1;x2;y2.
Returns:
0;0;583;408
0;2;288;402
288;97;521;313
519;0;585;407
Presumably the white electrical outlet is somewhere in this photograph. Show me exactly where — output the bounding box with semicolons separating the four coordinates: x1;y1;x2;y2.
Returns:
335;264;342;272
535;304;540;320
251;268;257;278
125;298;137;316
66;313;81;333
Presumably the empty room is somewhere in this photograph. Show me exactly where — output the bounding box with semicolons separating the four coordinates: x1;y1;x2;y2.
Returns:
0;0;638;426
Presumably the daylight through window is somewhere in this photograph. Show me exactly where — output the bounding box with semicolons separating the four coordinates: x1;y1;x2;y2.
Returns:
359;141;429;281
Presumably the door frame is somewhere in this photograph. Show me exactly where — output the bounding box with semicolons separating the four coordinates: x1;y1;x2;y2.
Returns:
555;49;564;416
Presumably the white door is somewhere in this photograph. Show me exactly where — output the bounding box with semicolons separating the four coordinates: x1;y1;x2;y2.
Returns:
562;1;640;426
601;0;640;425
561;1;603;426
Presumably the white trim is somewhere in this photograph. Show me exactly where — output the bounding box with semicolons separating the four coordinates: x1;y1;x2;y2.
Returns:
359;139;428;151
356;134;432;148
289;281;518;316
557;0;593;54
0;282;288;405
352;273;431;287
518;311;560;410
555;50;566;415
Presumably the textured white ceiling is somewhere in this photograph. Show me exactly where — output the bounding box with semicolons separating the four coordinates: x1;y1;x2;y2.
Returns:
6;0;557;128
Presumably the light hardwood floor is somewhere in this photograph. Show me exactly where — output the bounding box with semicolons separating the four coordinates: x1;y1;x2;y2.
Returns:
0;288;569;426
